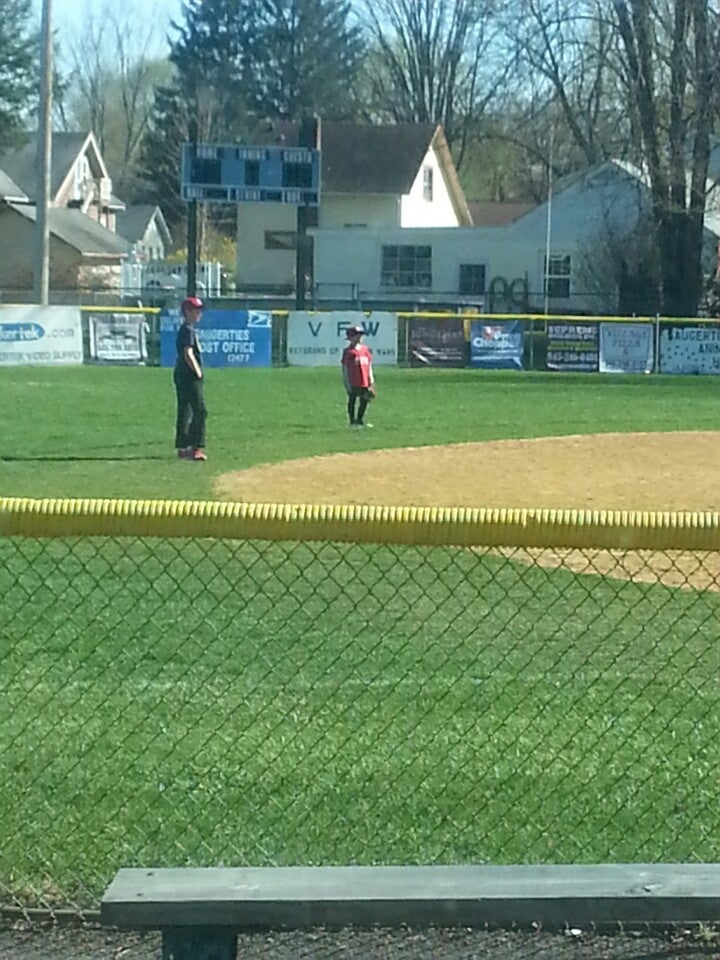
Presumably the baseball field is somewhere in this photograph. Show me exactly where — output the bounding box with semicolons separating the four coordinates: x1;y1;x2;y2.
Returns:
1;364;720;908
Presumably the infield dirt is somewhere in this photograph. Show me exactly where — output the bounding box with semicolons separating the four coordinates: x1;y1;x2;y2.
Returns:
215;430;720;592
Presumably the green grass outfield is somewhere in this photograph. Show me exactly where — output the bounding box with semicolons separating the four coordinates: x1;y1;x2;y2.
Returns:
1;366;720;907
0;364;718;498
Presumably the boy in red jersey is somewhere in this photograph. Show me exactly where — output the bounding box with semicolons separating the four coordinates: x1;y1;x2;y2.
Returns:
341;325;375;427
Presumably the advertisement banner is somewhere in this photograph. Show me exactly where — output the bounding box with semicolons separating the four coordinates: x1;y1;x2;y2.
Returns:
470;320;524;370
659;324;720;374
599;322;654;374
88;313;147;363
160;309;272;368
287;312;397;366
546;322;599;372
0;306;82;365
409;318;466;367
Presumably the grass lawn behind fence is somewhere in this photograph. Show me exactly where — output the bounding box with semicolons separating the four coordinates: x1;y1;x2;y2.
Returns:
1;364;719;906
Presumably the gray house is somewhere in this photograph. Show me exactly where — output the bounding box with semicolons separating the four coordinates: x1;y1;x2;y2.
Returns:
0;131;130;294
312;158;720;314
116;205;172;261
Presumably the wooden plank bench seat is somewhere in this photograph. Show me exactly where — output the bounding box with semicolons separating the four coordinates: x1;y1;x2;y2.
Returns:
101;863;720;960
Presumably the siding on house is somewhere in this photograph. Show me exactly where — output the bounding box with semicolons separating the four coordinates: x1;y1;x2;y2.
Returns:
235;122;469;289
400;146;459;227
312;160;662;313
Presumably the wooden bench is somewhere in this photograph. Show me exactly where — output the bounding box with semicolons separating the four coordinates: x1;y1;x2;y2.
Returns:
101;863;720;960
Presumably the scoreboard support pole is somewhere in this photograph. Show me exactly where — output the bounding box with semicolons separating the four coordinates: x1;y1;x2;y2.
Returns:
295;116;321;311
187;119;199;297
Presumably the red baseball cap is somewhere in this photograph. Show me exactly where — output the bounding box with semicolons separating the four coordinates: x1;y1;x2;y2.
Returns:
346;325;364;338
181;296;203;312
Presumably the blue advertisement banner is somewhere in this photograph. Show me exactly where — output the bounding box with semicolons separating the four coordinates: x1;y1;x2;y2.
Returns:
160;309;272;368
470;320;524;370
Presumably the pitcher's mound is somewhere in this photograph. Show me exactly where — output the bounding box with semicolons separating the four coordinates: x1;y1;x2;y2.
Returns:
215;430;720;512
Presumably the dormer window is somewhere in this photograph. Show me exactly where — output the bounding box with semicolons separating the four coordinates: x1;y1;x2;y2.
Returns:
423;165;433;201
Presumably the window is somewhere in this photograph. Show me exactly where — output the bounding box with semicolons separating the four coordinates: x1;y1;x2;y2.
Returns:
544;254;571;298
264;230;297;251
459;263;486;296
423;166;434;201
381;245;432;289
74;156;90;199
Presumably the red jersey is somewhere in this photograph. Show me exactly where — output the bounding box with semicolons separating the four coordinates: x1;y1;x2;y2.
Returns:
341;343;374;388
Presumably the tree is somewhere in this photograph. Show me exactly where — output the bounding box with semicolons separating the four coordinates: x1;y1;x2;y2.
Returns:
167;0;365;123
60;0;171;198
507;0;630;168
136;83;190;232
612;0;715;316
139;0;262;243
140;0;366;237
168;0;259;135
357;0;509;165
0;0;38;144
252;0;366;120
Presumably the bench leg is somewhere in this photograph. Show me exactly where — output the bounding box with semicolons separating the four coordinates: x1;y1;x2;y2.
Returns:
162;926;237;960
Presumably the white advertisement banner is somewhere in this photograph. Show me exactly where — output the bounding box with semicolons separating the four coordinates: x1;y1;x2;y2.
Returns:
287;311;398;366
88;313;147;363
599;322;654;374
0;306;82;365
660;324;720;374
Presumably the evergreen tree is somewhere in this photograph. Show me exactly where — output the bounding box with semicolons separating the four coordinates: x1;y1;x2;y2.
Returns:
253;0;366;120
169;0;259;136
140;0;366;230
136;83;189;231
0;0;38;143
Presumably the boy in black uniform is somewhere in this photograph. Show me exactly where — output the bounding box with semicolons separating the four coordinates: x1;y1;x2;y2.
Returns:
174;296;208;461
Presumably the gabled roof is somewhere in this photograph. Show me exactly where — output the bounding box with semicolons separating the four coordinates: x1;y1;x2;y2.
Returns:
0;131;106;202
251;120;436;193
7;203;131;257
468;201;537;226
116;204;171;246
248;120;471;222
551;158;645;199
0;169;28;202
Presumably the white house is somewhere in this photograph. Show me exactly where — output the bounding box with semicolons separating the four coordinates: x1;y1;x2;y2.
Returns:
313;158;720;315
236;121;471;290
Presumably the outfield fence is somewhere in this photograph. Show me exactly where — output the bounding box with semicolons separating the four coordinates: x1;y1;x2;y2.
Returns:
1;498;719;916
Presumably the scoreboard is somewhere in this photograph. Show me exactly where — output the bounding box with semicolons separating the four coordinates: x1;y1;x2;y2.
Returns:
181;143;321;205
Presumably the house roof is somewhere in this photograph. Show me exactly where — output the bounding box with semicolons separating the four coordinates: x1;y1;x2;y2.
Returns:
0;132;91;200
251;120;436;193
7;203;131;257
116;204;171;246
248;120;471;222
468;201;537;226
0;169;28;202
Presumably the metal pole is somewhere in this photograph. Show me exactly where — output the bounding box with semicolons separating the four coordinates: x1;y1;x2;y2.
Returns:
186;112;199;297
543;125;554;317
34;0;53;305
295;115;320;311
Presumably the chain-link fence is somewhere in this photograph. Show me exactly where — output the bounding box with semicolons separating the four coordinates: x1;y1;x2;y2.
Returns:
1;499;719;918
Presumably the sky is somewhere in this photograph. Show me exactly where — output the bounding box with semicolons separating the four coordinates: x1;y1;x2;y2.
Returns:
32;0;184;55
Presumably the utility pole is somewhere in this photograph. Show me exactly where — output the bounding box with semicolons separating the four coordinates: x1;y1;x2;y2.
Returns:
34;0;53;305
